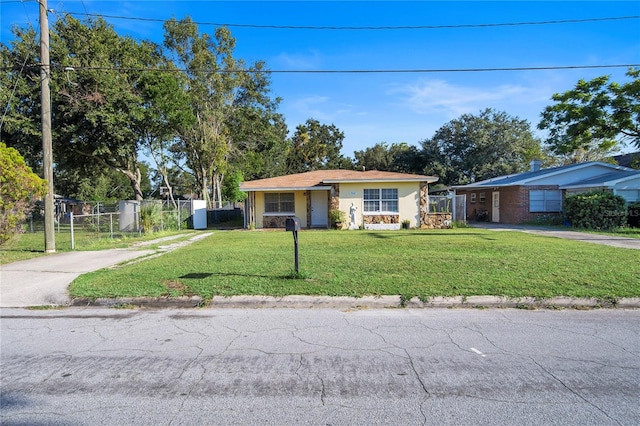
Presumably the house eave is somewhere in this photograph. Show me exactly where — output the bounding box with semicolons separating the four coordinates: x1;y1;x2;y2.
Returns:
240;186;332;192
323;177;438;184
453;184;518;190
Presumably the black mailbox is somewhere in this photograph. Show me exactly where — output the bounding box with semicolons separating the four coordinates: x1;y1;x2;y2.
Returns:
285;217;301;232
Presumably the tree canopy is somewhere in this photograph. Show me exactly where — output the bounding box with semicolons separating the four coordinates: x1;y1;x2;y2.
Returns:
1;16;169;200
353;142;423;174
538;68;640;158
285;119;350;173
1;15;285;205
421;109;542;186
162;17;286;207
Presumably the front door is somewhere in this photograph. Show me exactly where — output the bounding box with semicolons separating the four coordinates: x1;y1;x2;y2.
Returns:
492;191;500;223
311;191;328;227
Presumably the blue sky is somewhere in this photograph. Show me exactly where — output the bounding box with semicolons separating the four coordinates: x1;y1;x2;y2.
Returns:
2;1;639;157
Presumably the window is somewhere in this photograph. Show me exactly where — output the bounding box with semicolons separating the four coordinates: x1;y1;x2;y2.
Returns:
470;193;477;203
363;188;398;213
479;192;486;203
529;190;562;212
264;193;295;213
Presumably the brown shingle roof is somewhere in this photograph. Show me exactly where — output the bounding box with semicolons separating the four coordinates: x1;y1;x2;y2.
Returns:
240;170;438;190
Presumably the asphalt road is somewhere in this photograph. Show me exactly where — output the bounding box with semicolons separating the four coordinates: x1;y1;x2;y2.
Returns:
1;307;638;425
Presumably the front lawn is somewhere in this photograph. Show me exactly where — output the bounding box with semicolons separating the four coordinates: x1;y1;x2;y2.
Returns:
69;229;640;301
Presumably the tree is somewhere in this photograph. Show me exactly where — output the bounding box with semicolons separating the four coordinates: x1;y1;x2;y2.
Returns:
1;26;43;172
420;109;542;186
354;142;423;174
163;18;281;208
1;16;163;201
222;169;247;204
137;71;195;208
538;68;640;157
52;16;164;201
0;142;46;245
285;119;347;173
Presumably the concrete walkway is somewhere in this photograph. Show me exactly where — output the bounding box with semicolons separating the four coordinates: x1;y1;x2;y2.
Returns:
471;222;640;250
0;233;212;308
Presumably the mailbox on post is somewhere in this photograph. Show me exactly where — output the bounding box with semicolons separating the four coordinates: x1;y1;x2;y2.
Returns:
285;217;301;273
285;217;301;232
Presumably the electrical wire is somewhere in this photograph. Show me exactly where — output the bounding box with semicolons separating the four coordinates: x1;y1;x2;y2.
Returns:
4;63;636;74
59;12;640;30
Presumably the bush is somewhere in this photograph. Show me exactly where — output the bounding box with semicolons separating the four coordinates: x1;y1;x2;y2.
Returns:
139;203;162;233
0;143;47;245
628;202;640;228
563;190;627;230
329;209;346;229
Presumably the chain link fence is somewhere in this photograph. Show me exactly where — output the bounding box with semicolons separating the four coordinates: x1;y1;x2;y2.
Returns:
21;200;195;249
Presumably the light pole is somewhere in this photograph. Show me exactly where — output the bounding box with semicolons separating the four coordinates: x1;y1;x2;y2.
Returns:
39;0;55;252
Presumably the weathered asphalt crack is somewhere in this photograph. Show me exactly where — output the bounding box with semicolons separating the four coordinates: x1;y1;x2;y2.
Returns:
168;344;206;426
319;376;327;406
530;358;623;425
465;324;627;423
405;349;430;425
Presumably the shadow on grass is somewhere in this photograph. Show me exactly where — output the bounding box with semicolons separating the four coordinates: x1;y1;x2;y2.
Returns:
179;273;214;279
0;248;45;253
366;232;496;240
180;271;296;280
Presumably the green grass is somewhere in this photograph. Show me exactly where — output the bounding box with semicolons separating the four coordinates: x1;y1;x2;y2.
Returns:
0;229;196;265
69;229;640;301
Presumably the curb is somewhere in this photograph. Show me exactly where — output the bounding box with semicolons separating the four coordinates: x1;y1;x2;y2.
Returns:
70;295;640;310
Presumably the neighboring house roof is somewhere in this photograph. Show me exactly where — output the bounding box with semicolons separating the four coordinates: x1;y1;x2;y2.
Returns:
612;151;640;168
240;170;438;192
452;162;637;190
561;170;640;190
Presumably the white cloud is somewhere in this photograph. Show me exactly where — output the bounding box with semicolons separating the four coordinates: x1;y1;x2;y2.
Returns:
391;79;541;118
287;95;356;123
274;50;322;69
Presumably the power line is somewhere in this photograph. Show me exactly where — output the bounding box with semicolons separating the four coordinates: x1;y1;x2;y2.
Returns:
5;63;637;74
60;12;640;30
49;63;640;73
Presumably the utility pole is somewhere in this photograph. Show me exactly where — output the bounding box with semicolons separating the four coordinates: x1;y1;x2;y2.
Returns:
39;0;55;252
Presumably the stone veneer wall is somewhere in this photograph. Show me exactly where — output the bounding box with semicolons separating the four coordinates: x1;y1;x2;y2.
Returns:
419;183;429;227
422;213;453;229
263;215;294;228
330;184;340;210
419;182;453;229
363;214;399;224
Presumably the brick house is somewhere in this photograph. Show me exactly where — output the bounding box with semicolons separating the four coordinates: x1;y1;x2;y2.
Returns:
453;161;640;224
240;170;439;229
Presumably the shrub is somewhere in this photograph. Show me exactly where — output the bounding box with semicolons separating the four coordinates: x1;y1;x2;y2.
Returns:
563;190;627;230
0;143;47;245
139;203;162;233
329;209;346;229
628;202;640;228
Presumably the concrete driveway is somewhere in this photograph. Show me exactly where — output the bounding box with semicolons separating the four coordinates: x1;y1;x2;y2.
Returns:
472;222;640;250
0;249;156;307
0;233;213;308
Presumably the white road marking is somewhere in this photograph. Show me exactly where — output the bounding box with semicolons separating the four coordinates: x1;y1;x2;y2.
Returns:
471;347;486;357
